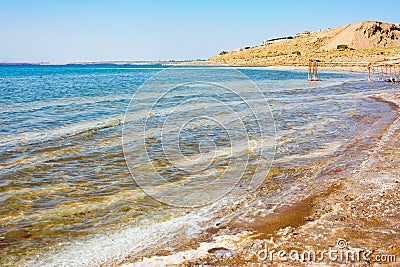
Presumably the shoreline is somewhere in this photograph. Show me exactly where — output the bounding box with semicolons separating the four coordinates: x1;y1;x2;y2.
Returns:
120;91;400;266
10;68;398;267
178;62;370;73
190;91;400;266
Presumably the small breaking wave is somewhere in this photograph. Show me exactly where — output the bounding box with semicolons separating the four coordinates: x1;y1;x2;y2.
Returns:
0;117;122;150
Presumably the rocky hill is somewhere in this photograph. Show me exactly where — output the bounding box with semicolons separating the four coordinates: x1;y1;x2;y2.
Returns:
207;21;400;66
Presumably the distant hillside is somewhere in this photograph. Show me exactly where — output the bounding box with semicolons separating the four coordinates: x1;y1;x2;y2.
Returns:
207;21;400;66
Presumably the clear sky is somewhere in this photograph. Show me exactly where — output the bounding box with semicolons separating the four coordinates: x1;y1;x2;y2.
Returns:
1;0;400;62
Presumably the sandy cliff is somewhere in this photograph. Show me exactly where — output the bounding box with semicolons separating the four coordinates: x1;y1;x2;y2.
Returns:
207;21;400;66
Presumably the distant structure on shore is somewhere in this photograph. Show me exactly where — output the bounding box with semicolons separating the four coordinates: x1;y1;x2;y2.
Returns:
262;36;293;45
296;31;311;37
262;30;310;46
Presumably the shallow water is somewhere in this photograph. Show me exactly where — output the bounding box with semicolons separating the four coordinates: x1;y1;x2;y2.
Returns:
0;65;397;266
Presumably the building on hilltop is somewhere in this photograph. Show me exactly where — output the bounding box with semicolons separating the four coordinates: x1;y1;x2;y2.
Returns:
262;36;295;46
296;31;311;37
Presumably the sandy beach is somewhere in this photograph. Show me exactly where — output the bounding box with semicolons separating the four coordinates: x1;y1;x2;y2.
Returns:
119;91;400;267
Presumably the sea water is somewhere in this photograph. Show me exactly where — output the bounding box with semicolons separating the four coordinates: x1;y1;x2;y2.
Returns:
0;65;397;266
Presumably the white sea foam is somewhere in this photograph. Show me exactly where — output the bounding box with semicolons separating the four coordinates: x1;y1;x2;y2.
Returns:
24;196;237;267
0;94;132;113
0;117;122;149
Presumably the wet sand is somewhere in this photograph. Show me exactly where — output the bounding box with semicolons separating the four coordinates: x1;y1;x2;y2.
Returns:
120;92;400;267
181;92;400;266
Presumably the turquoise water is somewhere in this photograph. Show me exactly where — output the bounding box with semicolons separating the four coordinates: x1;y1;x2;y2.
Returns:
0;65;397;266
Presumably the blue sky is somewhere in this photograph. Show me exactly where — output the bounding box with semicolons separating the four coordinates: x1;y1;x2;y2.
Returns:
1;0;399;62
